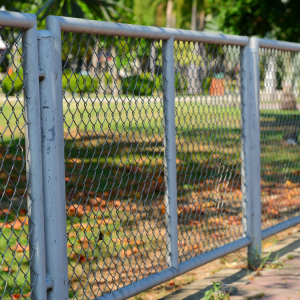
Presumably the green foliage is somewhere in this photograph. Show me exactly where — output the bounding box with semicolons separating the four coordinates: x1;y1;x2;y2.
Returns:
133;0;165;26
1;0;34;13
62;71;107;95
1;74;23;96
35;0;130;22
122;73;161;96
204;282;230;300
207;0;300;42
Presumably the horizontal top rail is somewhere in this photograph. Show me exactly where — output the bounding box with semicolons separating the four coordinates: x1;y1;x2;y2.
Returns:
47;15;248;45
0;11;36;29
256;37;300;51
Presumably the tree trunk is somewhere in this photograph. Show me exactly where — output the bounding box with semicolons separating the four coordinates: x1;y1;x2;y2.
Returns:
191;0;197;31
166;0;173;28
150;41;156;74
188;0;199;95
90;44;99;77
111;46;118;96
199;9;205;31
101;49;107;94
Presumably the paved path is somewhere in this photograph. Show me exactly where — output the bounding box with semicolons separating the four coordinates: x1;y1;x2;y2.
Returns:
161;231;300;300
231;255;300;300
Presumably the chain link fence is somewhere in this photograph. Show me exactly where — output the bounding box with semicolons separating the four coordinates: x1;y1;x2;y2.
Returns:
61;33;169;298
174;41;243;263
2;10;300;300
259;47;300;231
0;27;32;300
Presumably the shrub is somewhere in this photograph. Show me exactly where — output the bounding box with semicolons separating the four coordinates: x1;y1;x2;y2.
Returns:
201;76;212;94
62;71;116;95
122;73;162;96
63;72;99;95
1;74;23;96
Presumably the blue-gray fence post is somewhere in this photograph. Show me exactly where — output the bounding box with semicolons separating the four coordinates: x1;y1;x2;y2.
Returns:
241;38;262;267
37;29;69;299
162;36;179;270
23;15;48;300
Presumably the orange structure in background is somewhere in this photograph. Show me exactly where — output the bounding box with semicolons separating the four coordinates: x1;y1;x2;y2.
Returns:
210;78;224;96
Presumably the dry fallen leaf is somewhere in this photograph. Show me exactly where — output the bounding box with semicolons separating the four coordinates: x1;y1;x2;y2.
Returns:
14;242;29;252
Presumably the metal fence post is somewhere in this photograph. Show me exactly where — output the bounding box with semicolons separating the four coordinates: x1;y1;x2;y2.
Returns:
162;36;179;270
45;20;68;270
23;17;48;300
241;38;262;267
38;30;69;299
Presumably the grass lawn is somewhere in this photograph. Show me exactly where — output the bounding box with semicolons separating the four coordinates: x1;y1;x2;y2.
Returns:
0;95;299;299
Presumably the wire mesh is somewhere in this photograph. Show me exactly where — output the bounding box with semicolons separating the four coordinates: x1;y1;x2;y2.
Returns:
0;27;33;299
259;48;300;230
61;33;169;299
174;41;243;263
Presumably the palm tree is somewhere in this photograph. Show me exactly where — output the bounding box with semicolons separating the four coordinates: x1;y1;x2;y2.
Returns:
36;0;131;96
166;0;173;28
188;0;206;95
36;0;129;22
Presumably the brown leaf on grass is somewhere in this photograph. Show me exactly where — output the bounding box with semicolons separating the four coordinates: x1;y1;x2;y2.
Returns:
208;217;224;226
67;205;76;216
134;240;145;246
262;242;273;249
227;216;241;225
79;255;86;263
211;233;225;239
100;218;113;225
78;237;90;249
102;191;110;198
114;200;121;207
6;189;14;195
132;247;139;254
4;219;26;230
12;294;21;299
69;253;78;260
19;209;27;216
192;244;201;250
3;267;14;273
14;242;29;252
0;208;11;216
67;244;73;248
169;280;175;286
189;221;201;227
25;292;31;299
125;204;138;212
78;237;88;244
183;244;202;252
95;197;107;208
67;204;85;217
121;249;132;257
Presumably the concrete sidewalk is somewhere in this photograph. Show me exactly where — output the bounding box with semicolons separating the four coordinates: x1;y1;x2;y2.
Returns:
160;231;300;300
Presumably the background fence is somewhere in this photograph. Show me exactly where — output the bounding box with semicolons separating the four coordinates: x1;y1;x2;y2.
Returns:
0;11;300;300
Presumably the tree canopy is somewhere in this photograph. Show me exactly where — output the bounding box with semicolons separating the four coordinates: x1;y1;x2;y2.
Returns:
2;0;300;42
207;0;300;42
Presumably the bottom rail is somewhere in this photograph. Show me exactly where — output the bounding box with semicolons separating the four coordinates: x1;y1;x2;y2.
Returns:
98;237;251;300
262;216;300;240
